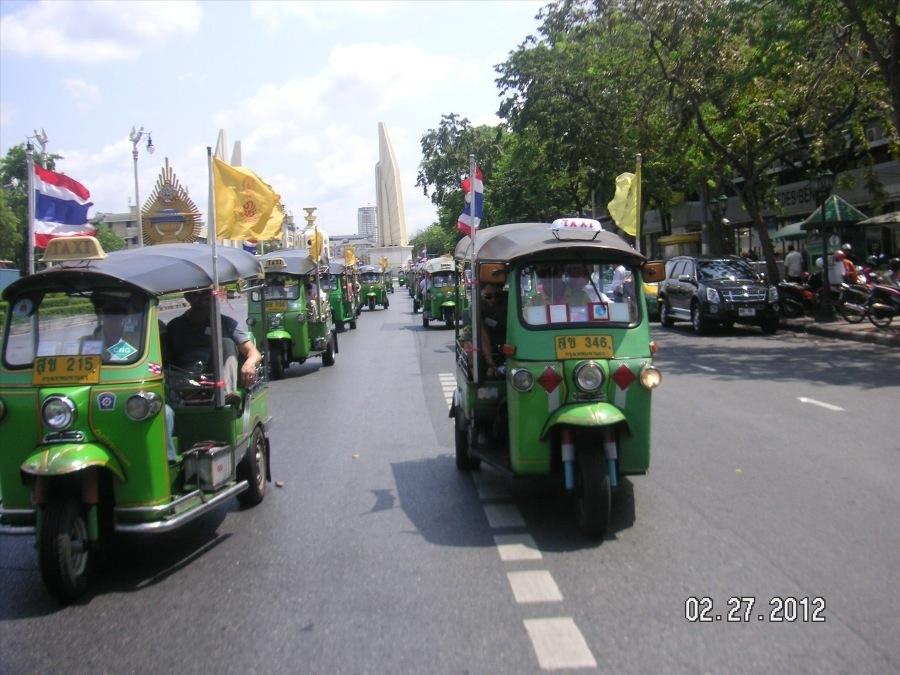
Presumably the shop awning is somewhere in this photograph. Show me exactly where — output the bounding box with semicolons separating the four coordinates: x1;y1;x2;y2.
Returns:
801;196;868;230
658;232;701;245
771;222;806;241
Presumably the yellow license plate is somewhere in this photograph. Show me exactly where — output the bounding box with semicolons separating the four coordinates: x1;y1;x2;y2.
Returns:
33;356;101;385
555;334;615;359
266;300;288;312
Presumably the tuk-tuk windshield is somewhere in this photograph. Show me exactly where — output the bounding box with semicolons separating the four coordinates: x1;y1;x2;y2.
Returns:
360;272;379;284
519;261;640;326
319;277;339;291
3;288;148;368
431;272;456;288
264;277;301;300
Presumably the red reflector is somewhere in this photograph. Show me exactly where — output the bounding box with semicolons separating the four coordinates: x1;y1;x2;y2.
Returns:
612;364;637;391
537;366;563;393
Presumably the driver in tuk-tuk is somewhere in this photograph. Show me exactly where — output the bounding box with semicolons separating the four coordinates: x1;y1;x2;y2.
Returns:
479;282;508;379
165;289;262;404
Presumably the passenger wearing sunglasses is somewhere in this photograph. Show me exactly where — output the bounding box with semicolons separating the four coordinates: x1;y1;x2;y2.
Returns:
480;283;507;379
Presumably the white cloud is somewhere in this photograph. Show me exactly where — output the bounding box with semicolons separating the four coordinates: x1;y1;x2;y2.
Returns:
0;0;202;62
63;78;100;112
250;0;397;28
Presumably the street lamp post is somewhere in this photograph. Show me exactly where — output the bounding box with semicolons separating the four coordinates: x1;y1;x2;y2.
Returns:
708;193;728;255
129;126;154;247
811;170;835;317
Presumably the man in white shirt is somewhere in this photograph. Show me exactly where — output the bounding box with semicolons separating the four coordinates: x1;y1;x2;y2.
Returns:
784;245;803;282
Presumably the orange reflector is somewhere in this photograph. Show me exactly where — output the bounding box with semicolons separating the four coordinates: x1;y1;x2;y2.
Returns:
501;344;516;356
650;341;658;354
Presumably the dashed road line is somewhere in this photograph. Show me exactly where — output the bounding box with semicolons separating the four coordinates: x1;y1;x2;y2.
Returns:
524;617;598;670
439;372;455;408
798;396;844;411
507;570;563;604
494;534;543;561
483;503;526;528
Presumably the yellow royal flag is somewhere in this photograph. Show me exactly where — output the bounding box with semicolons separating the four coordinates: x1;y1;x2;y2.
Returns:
212;157;283;240
308;231;324;262
344;246;356;266
607;160;641;237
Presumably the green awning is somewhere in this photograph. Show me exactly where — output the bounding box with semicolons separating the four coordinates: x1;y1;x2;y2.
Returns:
771;222;806;241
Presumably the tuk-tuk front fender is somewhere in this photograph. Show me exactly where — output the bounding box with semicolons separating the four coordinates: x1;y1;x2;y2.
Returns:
266;330;293;341
540;402;626;441
21;443;125;482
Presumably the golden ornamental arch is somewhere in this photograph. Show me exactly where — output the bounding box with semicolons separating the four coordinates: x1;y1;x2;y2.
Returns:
142;158;203;245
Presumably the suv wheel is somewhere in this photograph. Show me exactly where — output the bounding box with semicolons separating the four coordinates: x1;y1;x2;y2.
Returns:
659;298;675;327
691;302;707;335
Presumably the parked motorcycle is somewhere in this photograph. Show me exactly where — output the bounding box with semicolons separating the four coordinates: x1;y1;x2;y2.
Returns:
778;280;818;318
835;281;872;324
865;284;900;328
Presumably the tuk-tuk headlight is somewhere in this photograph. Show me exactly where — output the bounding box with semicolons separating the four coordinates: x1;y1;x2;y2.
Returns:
125;391;163;421
246;316;256;327
42;395;77;430
639;364;662;389
573;361;604;393
269;313;283;329
510;368;534;392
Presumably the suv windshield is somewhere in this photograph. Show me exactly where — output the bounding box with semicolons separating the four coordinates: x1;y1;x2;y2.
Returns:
697;259;758;281
519;261;640;326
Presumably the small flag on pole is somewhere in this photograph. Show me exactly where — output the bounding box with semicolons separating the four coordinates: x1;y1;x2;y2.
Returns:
33;166;95;247
607;156;641;238
457;166;483;237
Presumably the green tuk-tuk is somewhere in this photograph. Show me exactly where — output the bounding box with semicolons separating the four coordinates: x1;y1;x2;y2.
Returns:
359;265;389;311
325;261;358;332
398;270;407;287
421;256;466;329
451;219;665;539
251;250;338;379
0;237;271;602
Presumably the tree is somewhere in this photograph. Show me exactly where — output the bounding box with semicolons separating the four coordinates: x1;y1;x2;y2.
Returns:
93;223;125;252
0;191;23;264
633;0;862;282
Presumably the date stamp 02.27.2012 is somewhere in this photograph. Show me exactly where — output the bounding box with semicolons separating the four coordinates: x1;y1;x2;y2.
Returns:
685;596;826;623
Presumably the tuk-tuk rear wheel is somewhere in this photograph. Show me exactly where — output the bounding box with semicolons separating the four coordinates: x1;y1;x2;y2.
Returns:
268;343;285;380
455;415;481;471
573;448;611;540
237;426;267;507
39;496;96;603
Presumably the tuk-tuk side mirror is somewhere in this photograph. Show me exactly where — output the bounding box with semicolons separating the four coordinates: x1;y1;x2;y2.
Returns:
479;263;506;285
642;261;665;283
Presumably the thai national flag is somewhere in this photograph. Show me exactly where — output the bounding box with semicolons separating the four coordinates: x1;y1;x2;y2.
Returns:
456;166;483;237
33;165;95;248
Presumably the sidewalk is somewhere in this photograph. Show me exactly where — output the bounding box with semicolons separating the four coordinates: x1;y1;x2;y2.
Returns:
780;314;900;348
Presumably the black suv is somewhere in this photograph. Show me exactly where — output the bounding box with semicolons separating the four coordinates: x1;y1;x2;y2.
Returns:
657;255;780;334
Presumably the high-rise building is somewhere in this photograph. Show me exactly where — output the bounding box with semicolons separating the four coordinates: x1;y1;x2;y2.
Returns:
358;205;377;239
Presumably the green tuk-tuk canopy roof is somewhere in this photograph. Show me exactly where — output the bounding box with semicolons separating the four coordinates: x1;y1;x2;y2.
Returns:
2;243;263;300
259;249;321;275
771;222;807;242
800;196;868;230
328;261;346;275
458;222;645;265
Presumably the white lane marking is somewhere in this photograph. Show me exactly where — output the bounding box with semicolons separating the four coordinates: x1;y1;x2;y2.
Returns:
798;397;845;411
483;504;526;528
524;617;597;670
696;365;716;372
473;471;512;499
507;571;563;604
494;533;543;561
439;372;455;408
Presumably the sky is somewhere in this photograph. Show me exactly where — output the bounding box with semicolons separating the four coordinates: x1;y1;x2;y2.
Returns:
0;0;547;239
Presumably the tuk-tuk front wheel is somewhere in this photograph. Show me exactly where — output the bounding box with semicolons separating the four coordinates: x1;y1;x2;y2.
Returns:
237;426;268;507
39;496;96;603
322;335;336;366
573;448;611;540
368;297;376;311
268;342;285;380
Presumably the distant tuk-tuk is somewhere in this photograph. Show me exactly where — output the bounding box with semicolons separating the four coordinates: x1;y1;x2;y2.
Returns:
359;265;389;311
324;261;358;332
383;269;395;294
251;250;338;379
0;237;271;602
451;219;665;539
398;270;407;287
421;256;466;329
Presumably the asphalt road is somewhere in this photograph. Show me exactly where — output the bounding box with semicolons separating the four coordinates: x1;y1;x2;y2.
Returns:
1;294;898;674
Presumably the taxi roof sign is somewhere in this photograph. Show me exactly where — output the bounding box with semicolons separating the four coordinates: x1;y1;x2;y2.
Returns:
42;236;108;262
265;257;287;268
550;217;604;241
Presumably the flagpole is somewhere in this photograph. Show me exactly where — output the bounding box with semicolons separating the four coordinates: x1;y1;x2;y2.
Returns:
25;143;35;275
635;153;642;255
468;154;480;384
207;146;224;407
